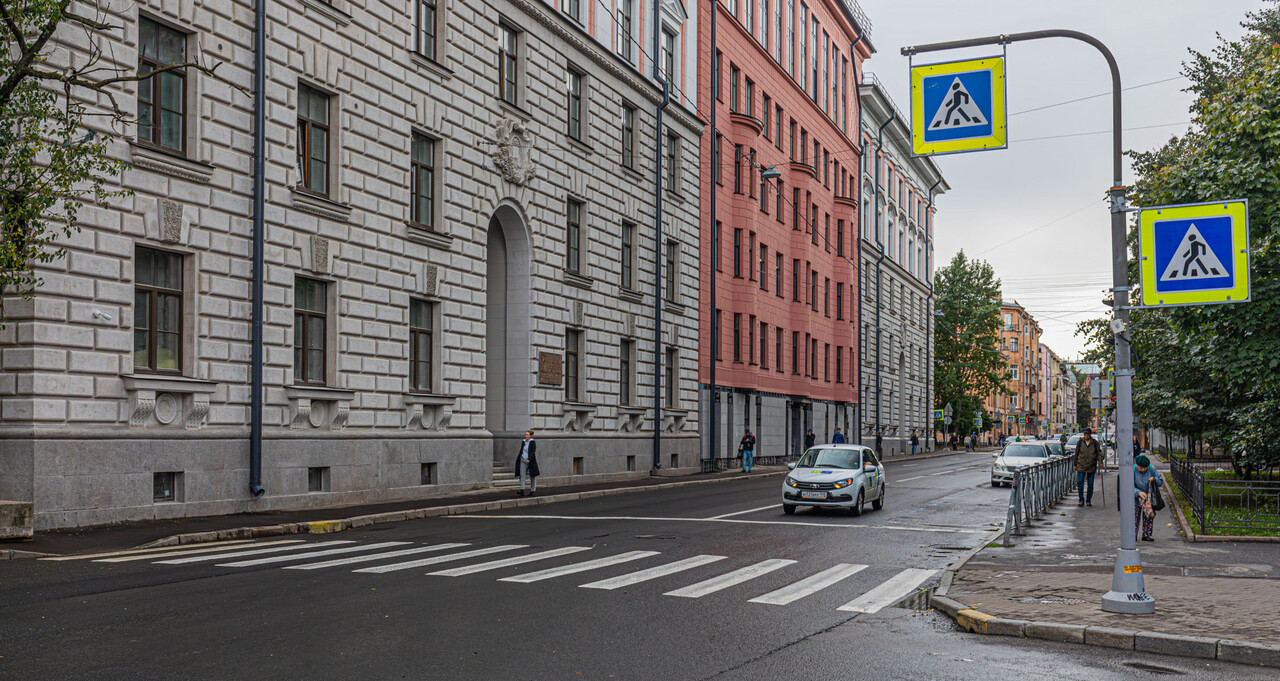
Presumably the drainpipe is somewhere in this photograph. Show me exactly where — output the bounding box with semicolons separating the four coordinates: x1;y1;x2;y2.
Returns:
872;116;892;454
707;0;718;469
848;27;864;446
247;0;267;499
924;177;941;451
651;11;672;471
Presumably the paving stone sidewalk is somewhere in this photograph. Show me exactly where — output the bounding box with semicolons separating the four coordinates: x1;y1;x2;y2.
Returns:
946;465;1280;645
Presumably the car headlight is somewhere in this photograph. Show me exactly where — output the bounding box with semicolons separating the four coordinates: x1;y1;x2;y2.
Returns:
993;464;1007;472
785;476;799;488
831;478;856;489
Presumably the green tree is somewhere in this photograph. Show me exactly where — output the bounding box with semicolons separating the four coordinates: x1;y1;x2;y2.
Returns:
1078;2;1280;470
0;1;228;323
934;251;1008;438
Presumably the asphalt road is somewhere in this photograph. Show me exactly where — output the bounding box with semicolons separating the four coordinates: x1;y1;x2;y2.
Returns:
2;450;1274;680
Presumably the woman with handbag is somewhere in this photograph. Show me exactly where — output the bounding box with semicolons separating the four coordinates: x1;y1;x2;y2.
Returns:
1133;454;1164;542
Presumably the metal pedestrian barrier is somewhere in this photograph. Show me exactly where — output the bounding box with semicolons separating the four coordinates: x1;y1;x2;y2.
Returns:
1002;455;1076;546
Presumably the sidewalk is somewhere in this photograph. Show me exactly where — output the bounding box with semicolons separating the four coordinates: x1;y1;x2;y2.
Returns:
941;465;1280;654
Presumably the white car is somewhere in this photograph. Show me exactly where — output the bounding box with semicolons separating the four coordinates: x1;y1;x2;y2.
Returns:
990;441;1056;487
782;445;885;515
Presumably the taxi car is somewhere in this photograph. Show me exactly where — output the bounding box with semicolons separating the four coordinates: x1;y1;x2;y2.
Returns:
782;445;885;516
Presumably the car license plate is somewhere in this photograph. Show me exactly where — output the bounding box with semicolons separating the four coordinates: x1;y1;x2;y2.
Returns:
800;490;827;500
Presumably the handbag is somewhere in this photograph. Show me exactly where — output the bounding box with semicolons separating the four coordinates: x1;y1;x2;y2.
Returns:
1151;479;1166;512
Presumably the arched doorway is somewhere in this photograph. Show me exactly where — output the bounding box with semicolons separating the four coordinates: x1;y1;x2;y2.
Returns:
486;203;532;443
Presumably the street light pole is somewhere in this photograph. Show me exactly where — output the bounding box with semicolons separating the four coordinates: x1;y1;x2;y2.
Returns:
903;29;1151;614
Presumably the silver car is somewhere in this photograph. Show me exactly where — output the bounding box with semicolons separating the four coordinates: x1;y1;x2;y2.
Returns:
990;441;1056;487
782;445;885;516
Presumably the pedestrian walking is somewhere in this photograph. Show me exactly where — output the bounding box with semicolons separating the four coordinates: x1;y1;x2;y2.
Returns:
1074;427;1101;507
515;430;539;497
1059;432;1068;448
948;433;958;451
739;429;756;472
832;428;846;444
1134;454;1164;542
969;433;978;452
804;428;816;451
874;431;883;456
910;430;919;456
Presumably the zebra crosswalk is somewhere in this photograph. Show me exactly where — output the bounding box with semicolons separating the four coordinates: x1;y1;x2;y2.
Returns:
44;538;940;614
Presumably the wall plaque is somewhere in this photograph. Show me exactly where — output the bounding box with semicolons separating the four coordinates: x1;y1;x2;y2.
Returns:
538;352;563;386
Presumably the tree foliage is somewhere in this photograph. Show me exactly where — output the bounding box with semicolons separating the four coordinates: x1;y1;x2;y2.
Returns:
1078;2;1280;470
934;251;1007;437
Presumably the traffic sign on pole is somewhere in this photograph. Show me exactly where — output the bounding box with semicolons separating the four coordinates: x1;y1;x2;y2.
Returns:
1138;200;1250;307
973;417;982;428
933;409;944;421
911;56;1007;156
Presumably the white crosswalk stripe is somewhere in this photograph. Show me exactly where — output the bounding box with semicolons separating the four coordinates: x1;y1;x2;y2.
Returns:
748;563;868;605
665;559;797;598
352;545;527;574
97;540;305;563
42;539;257;561
284;543;470;571
579;555;728;590
215;542;411;568
837;568;937;613
499;551;660;584
155;541;356;565
428;546;592;577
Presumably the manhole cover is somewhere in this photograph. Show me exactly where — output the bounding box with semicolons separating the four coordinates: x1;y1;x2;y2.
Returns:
1123;662;1183;675
1015;596;1085;605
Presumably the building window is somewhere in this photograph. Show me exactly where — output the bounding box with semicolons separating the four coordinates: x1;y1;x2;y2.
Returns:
410;132;436;229
565;329;582;402
660;29;676;83
775;327;783;371
410;299;434;392
622;105;636;168
747;232;756;279
836;282;843;320
621;221;635;290
791;331;799;374
836;347;843;383
665;239;678;303
618;0;634;62
566;0;581;21
733;313;743;363
748;314;756;364
775;253;783;297
760;321;769;369
823;278;830;316
729;65;740;112
665;134;679;193
791;259;800;301
824;343;830;381
415;0;438;60
775;105;783;149
733;144;743;193
836;219;844;256
133;246;183;373
296;84;329;195
744;78;754;118
775;179;784;223
733;228;743;277
566;199;583;273
791;188;799;230
498;23;520;106
137;17;186;153
665;347;677;407
293;277;327;384
759;244;768;291
762;95;771;138
567;69;584;141
620;339;635;405
153;471;178;502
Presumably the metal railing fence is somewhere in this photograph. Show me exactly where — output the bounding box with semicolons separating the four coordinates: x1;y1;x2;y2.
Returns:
1169;457;1280;534
1002;455;1077;546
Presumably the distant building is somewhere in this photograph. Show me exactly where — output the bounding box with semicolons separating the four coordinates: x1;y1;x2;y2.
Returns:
983;301;1042;440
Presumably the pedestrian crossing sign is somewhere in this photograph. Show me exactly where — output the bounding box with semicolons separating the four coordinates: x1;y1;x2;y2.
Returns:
911;56;1006;156
933;409;944;421
1139;200;1250;307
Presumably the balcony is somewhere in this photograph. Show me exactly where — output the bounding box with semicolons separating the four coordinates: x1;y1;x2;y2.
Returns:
729;112;763;137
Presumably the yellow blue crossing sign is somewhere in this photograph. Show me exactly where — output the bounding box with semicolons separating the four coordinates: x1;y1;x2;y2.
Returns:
911;56;1006;156
933;409;944;421
1139;200;1250;307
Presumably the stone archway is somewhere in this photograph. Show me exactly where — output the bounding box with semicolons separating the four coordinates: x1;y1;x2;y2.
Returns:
485;201;532;446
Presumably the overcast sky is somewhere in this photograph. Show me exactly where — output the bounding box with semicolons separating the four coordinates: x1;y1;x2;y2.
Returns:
858;0;1261;359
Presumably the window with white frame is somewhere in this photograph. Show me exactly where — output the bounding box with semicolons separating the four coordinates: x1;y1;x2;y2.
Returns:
415;0;438;60
498;23;520;106
565;329;583;402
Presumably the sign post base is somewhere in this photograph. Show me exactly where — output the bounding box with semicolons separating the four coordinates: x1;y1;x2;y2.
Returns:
1101;548;1155;614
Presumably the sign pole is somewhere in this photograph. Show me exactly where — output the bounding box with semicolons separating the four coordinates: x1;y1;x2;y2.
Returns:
903;29;1153;614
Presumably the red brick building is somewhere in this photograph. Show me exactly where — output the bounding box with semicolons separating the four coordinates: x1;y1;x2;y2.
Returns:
697;0;872;459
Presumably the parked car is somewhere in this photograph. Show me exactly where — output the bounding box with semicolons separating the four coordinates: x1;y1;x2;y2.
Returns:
1065;434;1084;454
782;445;885;516
990;441;1057;487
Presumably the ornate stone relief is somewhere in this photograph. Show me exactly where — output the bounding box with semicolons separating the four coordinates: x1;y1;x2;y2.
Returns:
302;235;336;274
492;118;536;185
121;375;217;430
404;393;456;432
285;386;355;430
564;403;597;432
618;407;645;433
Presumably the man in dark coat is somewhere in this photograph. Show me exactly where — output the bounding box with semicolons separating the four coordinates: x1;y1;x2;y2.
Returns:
804;428;816;451
515;429;539;497
1074;428;1102;507
739;429;756;472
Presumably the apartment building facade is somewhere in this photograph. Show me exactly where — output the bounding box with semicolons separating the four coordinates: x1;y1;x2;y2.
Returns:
0;0;704;529
857;76;946;456
983;301;1042;441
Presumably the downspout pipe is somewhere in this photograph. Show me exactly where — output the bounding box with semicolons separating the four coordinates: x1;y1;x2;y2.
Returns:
651;14;672;471
707;0;718;468
848;26;864;446
924;177;941;451
247;0;267;499
872;116;892;454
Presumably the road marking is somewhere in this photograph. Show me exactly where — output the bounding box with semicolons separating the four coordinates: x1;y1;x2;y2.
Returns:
896;475;926;482
155;541;356;565
284;543;471;570
94;540;303;562
353;545;526;574
708;504;778;519
215;542;411;568
837;568;938;613
749;563;868;605
451;515;987;534
580;555;728;590
929;470;952;476
428;546;592;577
499;550;660;583
665;559;797;598
41;539;257;561
899;464;919;468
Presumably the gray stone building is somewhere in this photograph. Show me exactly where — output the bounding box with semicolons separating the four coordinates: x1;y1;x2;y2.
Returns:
0;0;704;529
857;75;947;456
